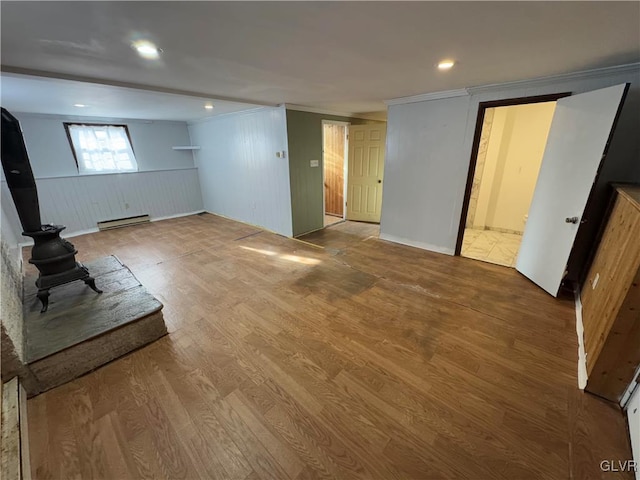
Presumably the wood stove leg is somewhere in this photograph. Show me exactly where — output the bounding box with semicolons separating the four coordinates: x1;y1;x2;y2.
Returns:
36;288;50;313
84;276;103;294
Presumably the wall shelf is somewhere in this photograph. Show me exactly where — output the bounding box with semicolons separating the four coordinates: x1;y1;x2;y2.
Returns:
172;146;201;151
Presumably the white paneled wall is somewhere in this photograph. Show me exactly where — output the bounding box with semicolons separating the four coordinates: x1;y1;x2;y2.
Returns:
38;168;202;232
1;113;204;239
189;106;293;237
381;65;640;256
1;168;203;237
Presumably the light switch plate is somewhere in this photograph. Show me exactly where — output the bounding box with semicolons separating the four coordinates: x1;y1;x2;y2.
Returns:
310;160;319;167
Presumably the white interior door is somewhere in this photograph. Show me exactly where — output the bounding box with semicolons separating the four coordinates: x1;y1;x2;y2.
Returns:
515;83;629;296
347;124;386;222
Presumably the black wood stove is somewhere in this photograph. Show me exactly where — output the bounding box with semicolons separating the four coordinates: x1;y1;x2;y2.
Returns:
1;107;102;312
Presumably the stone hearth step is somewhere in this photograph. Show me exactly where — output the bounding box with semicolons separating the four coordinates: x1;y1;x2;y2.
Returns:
23;255;167;396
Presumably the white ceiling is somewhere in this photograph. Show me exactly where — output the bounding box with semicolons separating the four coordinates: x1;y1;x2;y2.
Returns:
0;73;263;121
1;1;639;116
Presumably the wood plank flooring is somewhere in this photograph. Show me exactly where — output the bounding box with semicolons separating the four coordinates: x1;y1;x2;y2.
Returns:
26;215;633;479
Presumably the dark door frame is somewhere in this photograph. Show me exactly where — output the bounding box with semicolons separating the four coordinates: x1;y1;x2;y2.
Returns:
454;92;572;256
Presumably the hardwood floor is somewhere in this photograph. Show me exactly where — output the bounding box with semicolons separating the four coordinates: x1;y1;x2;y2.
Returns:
26;215;633;479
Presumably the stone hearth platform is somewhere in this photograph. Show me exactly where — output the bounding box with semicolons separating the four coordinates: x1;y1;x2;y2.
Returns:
23;255;167;396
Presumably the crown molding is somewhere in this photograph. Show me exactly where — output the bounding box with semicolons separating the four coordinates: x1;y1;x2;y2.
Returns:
186;106;276;126
385;89;469;106
11;111;187;125
0;66;276;107
384;63;640;106
466;62;640;95
284;104;386;121
285;103;355;117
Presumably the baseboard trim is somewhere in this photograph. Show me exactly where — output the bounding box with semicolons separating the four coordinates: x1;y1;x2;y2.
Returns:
200;211;293;238
151;210;206;223
294;226;325;238
574;289;588;390
18;227;99;248
379;233;455;256
621;368;640;408
17;210;207;248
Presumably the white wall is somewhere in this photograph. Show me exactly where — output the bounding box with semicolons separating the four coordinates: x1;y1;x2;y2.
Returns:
473;102;556;233
381;64;640;270
15;113;197;177
380;95;471;254
1;113;204;237
188;106;293;237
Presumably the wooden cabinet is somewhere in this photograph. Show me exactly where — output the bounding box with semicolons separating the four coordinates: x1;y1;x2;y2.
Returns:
582;185;640;402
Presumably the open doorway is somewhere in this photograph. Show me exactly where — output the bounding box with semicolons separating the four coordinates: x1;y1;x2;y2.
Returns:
322;121;349;227
459;98;562;267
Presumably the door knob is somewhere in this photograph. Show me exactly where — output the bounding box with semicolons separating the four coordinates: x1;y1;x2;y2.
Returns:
565;216;579;224
377;179;382;184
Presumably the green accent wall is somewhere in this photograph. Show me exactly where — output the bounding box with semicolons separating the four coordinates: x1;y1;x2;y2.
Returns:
286;110;382;237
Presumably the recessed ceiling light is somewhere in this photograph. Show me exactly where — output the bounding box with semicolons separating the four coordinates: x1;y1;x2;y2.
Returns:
74;103;87;108
204;104;214;110
132;40;161;60
437;60;455;70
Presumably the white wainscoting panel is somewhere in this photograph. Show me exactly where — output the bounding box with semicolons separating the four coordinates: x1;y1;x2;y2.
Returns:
1;168;203;237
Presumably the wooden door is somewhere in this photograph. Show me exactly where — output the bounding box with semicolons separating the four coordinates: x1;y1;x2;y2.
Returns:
515;83;629;296
347;124;386;223
323;124;345;217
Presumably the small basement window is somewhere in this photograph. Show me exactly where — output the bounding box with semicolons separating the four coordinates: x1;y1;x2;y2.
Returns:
64;123;138;174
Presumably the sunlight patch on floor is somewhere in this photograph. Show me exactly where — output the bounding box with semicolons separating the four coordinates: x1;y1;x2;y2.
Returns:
240;245;321;265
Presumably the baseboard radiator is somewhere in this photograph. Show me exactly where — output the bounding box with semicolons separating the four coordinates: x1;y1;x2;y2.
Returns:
97;214;150;231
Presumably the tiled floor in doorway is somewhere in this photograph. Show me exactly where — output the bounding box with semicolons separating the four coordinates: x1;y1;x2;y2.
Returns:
461;228;522;267
324;214;344;226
